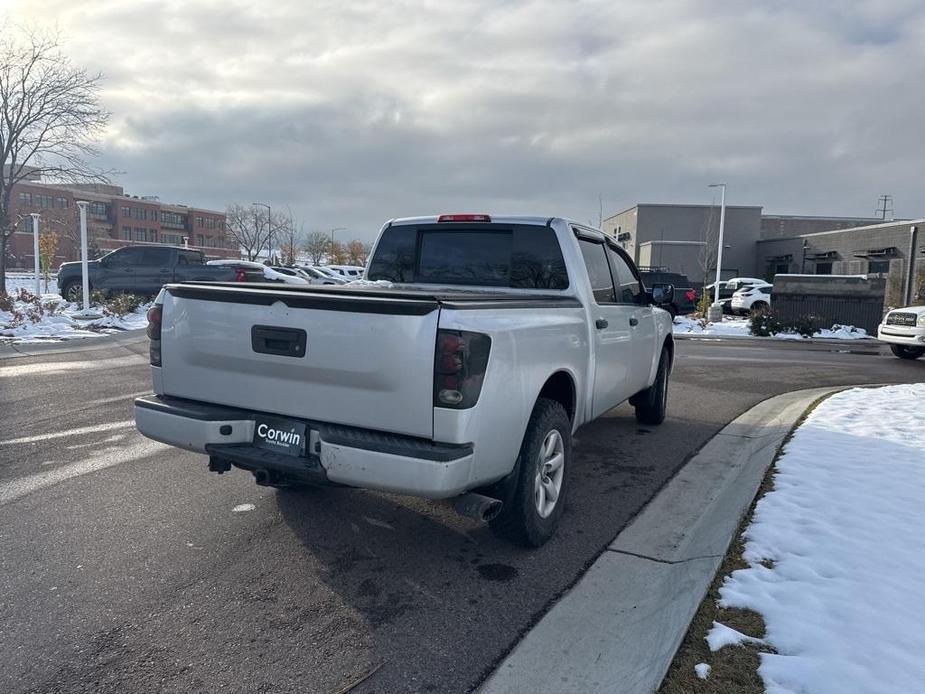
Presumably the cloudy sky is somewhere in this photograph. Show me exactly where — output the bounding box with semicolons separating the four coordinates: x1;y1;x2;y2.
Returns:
6;0;925;240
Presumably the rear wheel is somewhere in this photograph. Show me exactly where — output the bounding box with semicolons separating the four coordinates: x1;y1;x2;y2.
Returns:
61;280;84;303
633;347;670;425
890;344;924;360
490;398;571;547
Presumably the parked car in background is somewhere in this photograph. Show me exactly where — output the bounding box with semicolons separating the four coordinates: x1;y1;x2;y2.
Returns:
136;214;676;547
323;264;365;279
638;269;697;317
878;305;925;360
731;284;772;315
704;277;767;314
294;266;350;285
206;260;307;284
57;246;238;301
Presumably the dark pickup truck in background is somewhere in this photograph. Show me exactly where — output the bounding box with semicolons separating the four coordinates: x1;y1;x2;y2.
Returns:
638;268;698;317
58;246;239;301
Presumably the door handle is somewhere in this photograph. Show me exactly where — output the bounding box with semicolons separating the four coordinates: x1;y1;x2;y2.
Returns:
595;318;608;330
629;317;639;327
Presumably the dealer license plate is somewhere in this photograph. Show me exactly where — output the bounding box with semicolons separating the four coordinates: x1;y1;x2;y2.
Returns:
253;416;307;457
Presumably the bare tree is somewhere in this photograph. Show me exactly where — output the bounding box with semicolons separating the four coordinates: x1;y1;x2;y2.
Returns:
303;231;329;265
0;28;112;294
225;203;275;261
277;209;304;266
346;239;371;266
328;240;348;265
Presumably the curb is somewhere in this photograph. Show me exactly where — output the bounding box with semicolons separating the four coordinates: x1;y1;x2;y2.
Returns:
479;385;849;694
0;329;146;360
672;332;883;348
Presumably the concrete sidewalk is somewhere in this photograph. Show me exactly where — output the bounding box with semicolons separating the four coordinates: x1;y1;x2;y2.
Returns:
480;386;847;694
0;328;146;360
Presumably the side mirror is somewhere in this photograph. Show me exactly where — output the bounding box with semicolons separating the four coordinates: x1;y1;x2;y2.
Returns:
651;283;675;305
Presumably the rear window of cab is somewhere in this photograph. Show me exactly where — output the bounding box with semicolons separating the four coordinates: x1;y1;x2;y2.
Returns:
367;224;569;289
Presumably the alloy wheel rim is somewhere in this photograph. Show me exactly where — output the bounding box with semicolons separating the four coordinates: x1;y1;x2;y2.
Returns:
534;429;565;518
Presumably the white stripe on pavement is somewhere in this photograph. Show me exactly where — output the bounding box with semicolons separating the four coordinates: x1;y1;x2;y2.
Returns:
0;420;135;446
0;439;168;505
0;355;145;378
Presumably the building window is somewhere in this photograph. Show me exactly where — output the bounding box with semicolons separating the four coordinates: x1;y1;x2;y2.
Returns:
90;201;110;217
134;227;146;241
17;217;32;232
36;194;54;208
815;262;833;275
55;196;68;208
18;192;32;205
122;226;132;240
121;206;130;217
868;260;890;274
774;263;789;275
195;216;204;227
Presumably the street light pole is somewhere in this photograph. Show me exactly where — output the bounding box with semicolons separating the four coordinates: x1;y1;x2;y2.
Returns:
252;202;272;262
75;201;91;311
707;183;727;321
30;213;41;296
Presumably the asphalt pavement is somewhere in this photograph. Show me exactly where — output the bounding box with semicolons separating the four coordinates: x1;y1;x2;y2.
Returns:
0;337;922;693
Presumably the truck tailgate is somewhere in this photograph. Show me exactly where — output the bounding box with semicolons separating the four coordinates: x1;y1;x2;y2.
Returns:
159;284;440;438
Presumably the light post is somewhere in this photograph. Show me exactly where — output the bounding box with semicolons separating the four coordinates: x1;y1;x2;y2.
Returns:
252;202;271;262
707;183;727;322
330;227;346;263
75;201;91;312
29;213;41;296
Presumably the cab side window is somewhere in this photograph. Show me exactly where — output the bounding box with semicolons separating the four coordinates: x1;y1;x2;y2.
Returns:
106;247;144;266
578;239;616;304
606;245;644;305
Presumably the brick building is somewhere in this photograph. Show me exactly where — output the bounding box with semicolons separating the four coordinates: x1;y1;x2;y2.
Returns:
6;178;236;268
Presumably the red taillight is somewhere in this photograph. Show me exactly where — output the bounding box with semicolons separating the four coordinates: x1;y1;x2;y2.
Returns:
434;329;491;409
234;269;247;282
437;214;492;223
146;305;162;366
146;305;162;340
686;289;696;302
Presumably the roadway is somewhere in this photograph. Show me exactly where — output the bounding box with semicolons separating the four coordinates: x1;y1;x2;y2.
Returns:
0;337;922;693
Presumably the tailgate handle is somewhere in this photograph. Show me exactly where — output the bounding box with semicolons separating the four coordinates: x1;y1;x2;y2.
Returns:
251;325;307;358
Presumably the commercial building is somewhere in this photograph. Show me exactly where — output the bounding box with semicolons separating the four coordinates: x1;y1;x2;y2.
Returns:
6;177;236;268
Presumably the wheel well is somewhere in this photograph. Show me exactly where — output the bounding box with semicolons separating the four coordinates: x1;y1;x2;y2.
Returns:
538;371;576;422
663;335;675;370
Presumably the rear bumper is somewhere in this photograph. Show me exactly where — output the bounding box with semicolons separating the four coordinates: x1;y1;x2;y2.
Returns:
134;395;475;498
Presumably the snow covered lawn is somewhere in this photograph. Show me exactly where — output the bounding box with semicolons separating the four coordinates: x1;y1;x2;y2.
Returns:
707;384;925;693
1;288;149;344
5;272;59;296
673;316;871;340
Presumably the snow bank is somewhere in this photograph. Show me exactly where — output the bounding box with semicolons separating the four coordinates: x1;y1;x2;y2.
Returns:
718;384;925;694
672;316;870;340
1;291;149;344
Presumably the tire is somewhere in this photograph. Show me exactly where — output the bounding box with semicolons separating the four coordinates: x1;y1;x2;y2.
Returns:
633;347;670;425
61;280;84;303
890;344;925;360
489;398;571;548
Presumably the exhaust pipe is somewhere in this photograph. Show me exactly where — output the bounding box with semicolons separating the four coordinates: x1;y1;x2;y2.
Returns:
453;493;503;522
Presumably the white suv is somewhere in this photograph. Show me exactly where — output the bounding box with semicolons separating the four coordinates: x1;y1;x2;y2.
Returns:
731;284;772;315
878;306;925;359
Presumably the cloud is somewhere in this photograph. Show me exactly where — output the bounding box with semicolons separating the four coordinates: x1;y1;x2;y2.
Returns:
7;0;924;238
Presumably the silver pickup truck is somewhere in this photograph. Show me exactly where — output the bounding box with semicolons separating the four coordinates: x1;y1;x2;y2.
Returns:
135;215;675;546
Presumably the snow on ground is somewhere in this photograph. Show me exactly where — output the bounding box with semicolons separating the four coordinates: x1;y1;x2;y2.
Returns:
672;316;870;340
706;621;765;651
1;284;149;344
5;273;59;296
694;663;711;680
716;384;925;694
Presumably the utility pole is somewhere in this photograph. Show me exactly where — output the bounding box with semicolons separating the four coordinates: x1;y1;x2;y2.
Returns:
330;227;346;263
707;183;727;322
876;194;894;221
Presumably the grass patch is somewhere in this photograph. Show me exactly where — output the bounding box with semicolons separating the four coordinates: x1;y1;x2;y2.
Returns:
659;392;835;693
